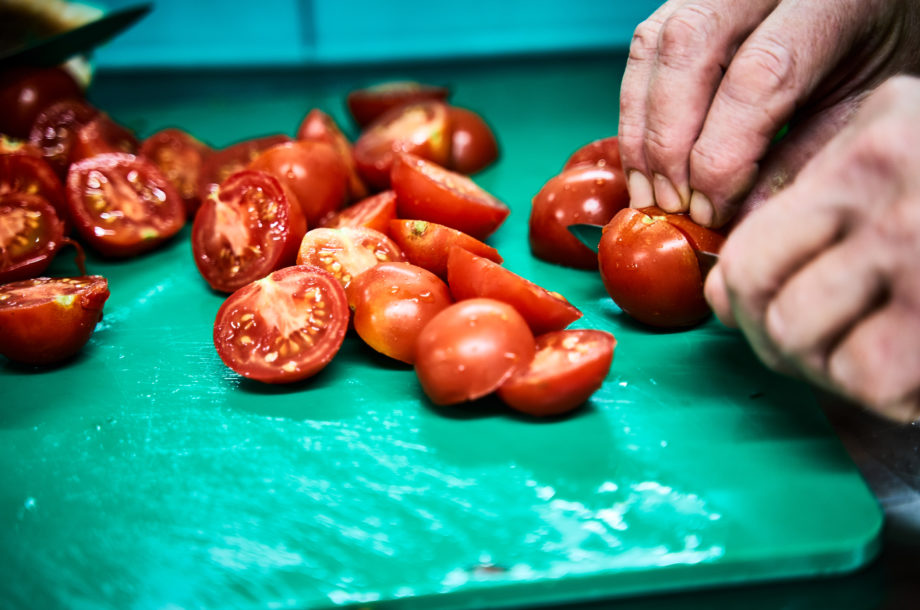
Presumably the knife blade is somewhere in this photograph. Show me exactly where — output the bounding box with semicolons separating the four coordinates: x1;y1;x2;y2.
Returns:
0;4;152;71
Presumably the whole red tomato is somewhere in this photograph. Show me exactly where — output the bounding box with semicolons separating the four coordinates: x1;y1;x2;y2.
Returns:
0;67;83;138
448;106;498;175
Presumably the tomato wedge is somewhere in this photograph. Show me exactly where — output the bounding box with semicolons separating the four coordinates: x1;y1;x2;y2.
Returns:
391;153;509;240
140;127;213;219
346;80;449;128
295;226;405;289
192;169;306;293
66;153;185;257
498;329;616;417
213;265;349;384
197;134;291;202
0;275;109;365
388;219;502;280
0;152;69;224
28;98;99;176
68;113;140;163
296;108;368;202
446;246;582;335
414;298;536;406
0;192;66;283
319;190;397;234
448;106;498;175
563;136;622;171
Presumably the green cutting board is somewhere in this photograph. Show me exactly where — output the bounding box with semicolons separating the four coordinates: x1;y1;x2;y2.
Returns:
0;54;881;609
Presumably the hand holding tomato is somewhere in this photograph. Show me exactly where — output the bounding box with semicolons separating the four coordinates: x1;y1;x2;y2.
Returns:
705;77;920;422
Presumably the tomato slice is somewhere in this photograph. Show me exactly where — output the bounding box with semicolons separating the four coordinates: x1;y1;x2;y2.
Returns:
498;329;616;417
0;152;69;225
28;98;98;176
391;153;509;240
296;108;368;202
192;169;306;293
529;164;629;269
140;127;213;219
319;190;397;234
66;153;185;257
346;80;449;128
353;100;451;191
346;261;453;364
197;134;291;202
213;265;349;384
0;275;109;365
247;140;349;227
295;226;405;289
448;106;498;175
388;218;502;280
0;66;83;139
68;113;140;163
414;297;536;405
0;192;66;282
563;136;622;171
446;246;581;335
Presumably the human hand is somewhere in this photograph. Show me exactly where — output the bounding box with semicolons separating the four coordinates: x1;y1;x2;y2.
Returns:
704;76;920;422
618;0;920;228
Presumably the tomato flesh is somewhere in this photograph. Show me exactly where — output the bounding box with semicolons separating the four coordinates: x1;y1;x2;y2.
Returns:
388;218;502;280
319;190;397;234
28;98;98;176
68;113;140;163
213;265;349;384
140;127;212;219
0;152;69;225
0;275;109;365
0;192;66;282
295;226;405;289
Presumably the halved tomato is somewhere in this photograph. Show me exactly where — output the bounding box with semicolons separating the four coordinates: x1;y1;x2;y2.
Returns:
140;127;213;219
388;218;502;280
0;275;109;365
446;246;581;335
414;297;536;406
0;152;69;224
197;134;291;202
563;136;622;171
391;153;509;240
448;106;498;175
0;135;42;157
295;226;405;289
28;98;98;176
0;192;66;282
66;153;185;258
68;113;140;163
192;169;306;293
353;100;451;191
296;108;368;202
346;80;449;128
319;190;397;234
498;329;616;417
213;265;349;384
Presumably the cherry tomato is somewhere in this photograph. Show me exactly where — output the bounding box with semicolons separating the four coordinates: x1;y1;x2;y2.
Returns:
346;261;453;364
448;106;498;175
28;98;98;176
319;189;397;234
597;206;725;328
498;329;616;417
529;164;629;269
0;135;42;157
353;100;451;191
388;218;502;280
0;275;109;365
247;140;348;227
563;136;622;171
66;153;185;258
0;192;66;282
446;246;582;335
296;108;368;202
414;297;536;406
0;152;69;224
68;113;140;163
346;80;449;128
197;134;291;202
140;127;212;218
391;153;509;240
193;170;306;293
295;226;405;289
213;265;349;384
0;67;83;138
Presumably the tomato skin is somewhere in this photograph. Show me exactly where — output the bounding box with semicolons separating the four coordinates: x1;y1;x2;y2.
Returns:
598;207;724;328
498;329;616;417
448;106;498;175
0;152;69;225
213;265;349;384
68;114;140;163
319;190;397;234
414;297;536;406
197;134;291;202
247;140;349;227
66;153;186;258
391;153;509;240
28;98;99;176
295;226;405;289
0;67;83;138
347;80;449;128
296;108;368;202
0;193;66;283
388;219;502;280
353;100;451;191
563;136;622;171
529;164;629;269
193;169;306;293
140;127;212;219
346;261;453;364
447;246;582;335
0;275;108;365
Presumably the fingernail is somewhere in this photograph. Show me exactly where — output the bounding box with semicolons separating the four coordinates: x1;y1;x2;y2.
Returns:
653;173;686;213
627;170;654;209
689;191;714;226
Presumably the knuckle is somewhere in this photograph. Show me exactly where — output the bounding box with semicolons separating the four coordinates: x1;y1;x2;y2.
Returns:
657;6;719;68
724;40;797;107
629;19;662;63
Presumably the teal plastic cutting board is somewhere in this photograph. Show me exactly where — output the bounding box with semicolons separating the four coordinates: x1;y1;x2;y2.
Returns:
0;54;881;609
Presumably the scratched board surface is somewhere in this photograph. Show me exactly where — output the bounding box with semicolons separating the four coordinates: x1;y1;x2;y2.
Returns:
0;55;881;609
